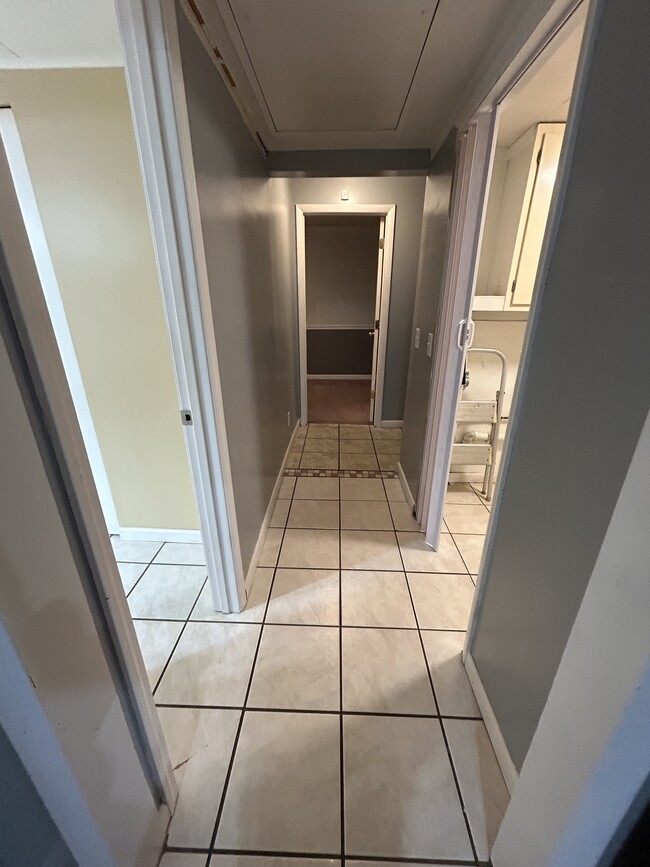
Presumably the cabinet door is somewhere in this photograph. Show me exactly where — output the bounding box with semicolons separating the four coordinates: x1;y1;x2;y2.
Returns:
507;127;564;309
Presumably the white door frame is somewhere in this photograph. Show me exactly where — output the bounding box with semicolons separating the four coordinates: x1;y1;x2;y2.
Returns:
0;110;120;536
115;0;245;613
418;0;586;548
295;203;396;427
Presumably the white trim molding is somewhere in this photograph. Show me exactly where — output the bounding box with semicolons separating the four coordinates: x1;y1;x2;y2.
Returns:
396;462;415;510
118;527;202;544
115;0;245;613
307;374;372;381
295;203;396;428
379;419;403;429
464;651;519;794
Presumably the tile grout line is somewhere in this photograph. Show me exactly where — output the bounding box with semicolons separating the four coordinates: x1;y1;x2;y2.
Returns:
199;465;301;866
154;702;482;721
122;540;166;599
374;441;480;867
338;446;346;865
166;844;479;865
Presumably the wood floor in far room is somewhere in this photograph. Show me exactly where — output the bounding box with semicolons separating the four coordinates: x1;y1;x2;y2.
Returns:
307;379;371;424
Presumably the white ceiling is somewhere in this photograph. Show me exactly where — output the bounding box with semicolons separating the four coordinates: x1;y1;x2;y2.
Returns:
497;2;587;147
0;0;123;69
197;0;515;151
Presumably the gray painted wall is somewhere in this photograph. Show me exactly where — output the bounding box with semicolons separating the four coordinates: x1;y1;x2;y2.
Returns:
286;176;426;421
400;132;457;498
177;8;297;572
469;0;650;771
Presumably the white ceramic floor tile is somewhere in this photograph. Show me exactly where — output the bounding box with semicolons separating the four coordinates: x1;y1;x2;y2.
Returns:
270;499;291;528
158;706;239;848
300;452;338;469
278;477;296;499
279;529;339;568
287;499;339;529
344;715;473;859
211;858;339;867
266;568;339;625
389;501;419;532
373;440;401;455
342;627;436;715
383;478;407;502
155;622;260;706
259;528;284;567
216;711;340;853
370;428;402;440
154;542;206;566
453;534;486;574
340;439;374;454
408;573;476;630
191;568;273;623
133;619;183;688
118;561;146;595
160;854;206;867
340;478;386;501
111;537;162;563
340;454;379;470
377;455;398;471
302;437;339;454
341;570;416;628
444;504;490;534
248;625;339;710
445;483;483;505
340;424;371;440
127;564;206;620
294;476;339;500
306;423;339;439
421;631;480;717
397;532;466;573
286;451;301;469
445;719;510;861
341;500;393;531
341;530;402;571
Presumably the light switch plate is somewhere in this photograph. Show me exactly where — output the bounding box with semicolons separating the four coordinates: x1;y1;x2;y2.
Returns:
414;327;421;349
426;332;434;357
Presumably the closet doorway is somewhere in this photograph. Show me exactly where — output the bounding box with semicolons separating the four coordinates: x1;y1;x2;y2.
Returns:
296;204;395;426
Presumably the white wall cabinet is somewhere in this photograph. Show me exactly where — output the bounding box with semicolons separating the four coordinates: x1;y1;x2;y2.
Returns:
474;122;565;313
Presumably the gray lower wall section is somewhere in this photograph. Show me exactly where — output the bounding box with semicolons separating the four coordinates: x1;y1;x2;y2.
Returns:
400;132;457;499
177;6;297;573
287;176;426;420
307;329;373;376
469;0;650;771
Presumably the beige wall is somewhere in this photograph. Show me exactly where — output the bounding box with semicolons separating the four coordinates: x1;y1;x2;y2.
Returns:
0;68;199;530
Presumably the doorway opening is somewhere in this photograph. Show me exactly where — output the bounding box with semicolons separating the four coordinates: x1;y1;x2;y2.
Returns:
296;204;396;427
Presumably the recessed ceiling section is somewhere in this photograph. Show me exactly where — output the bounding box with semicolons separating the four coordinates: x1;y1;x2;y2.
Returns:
225;0;438;132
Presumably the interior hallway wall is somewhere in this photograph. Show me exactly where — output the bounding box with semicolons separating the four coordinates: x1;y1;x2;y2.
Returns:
400;131;457;499
468;0;650;772
286;175;426;421
177;7;297;574
0;68;198;531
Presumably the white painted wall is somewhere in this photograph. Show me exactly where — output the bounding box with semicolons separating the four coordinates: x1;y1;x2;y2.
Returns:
475;147;508;296
492;410;650;866
305;221;379;327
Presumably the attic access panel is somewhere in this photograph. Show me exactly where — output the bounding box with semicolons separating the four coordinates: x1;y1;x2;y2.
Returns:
226;0;438;132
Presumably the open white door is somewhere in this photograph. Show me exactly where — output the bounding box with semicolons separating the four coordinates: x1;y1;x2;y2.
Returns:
419;110;497;549
368;216;385;423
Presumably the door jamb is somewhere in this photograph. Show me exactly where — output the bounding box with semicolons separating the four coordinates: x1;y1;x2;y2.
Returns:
115;0;245;613
417;0;587;546
295;203;396;427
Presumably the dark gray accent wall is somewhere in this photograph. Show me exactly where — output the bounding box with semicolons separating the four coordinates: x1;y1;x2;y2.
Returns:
307;329;373;376
469;0;650;771
400;132;457;499
287;176;426;420
177;7;297;572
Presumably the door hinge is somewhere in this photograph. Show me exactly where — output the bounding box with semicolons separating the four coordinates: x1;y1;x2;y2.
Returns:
379;238;385;250
511;278;517;295
370;389;375;399
536;147;542;166
180;409;193;426
375;318;380;332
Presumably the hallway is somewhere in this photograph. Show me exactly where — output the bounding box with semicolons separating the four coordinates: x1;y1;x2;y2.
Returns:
117;424;508;866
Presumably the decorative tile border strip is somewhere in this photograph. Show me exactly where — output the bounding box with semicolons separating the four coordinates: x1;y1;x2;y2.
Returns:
284;468;398;479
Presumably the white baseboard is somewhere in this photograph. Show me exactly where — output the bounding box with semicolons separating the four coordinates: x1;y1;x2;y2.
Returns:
118;527;202;544
307;374;372;380
380;419;403;428
464;650;518;794
396;461;415;511
243;422;300;592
